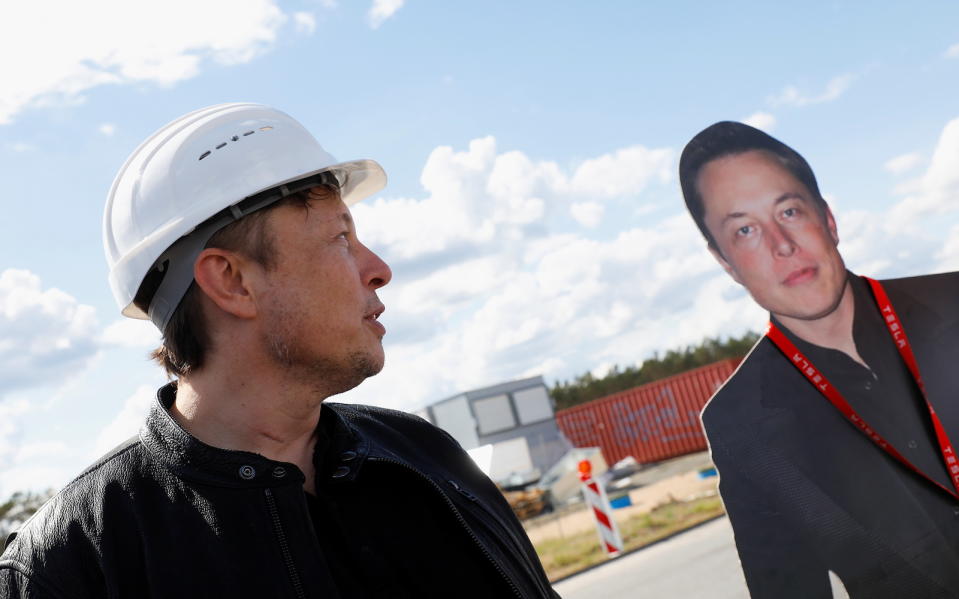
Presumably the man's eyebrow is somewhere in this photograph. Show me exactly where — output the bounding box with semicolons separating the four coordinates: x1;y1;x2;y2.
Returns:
339;211;354;226
719;193;805;227
773;192;804;206
720;211;747;227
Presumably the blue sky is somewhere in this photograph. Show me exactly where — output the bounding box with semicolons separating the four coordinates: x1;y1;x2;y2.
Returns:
2;0;959;494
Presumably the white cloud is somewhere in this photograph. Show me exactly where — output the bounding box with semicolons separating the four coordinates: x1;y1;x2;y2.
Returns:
888;117;959;225
742;111;776;132
6;142;33;153
353;137;671;265
883;152;921;175
570;202;604;228
0;0;288;124
771;74;854;107
590;362;614;379
0;269;99;395
936;224;959;270
568;146;673;198
815;117;959;277
98;123;116;137
93;384;155;456
0;465;67;497
16;440;70;461
368;0;405;29
293;11;317;34
945;43;959;59
0;399;30;473
101;318;162;349
392;255;510;318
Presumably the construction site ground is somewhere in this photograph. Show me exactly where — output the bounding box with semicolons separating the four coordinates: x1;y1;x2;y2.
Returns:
523;451;719;545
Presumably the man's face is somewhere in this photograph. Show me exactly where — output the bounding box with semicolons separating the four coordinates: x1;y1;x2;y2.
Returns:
256;187;392;393
698;150;847;321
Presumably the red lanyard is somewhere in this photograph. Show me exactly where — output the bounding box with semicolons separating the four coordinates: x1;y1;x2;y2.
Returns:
766;276;959;499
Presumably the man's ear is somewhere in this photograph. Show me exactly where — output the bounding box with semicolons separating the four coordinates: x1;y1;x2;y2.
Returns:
192;248;259;320
708;244;743;286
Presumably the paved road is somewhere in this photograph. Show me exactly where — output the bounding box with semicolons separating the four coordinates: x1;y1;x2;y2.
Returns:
553;516;748;599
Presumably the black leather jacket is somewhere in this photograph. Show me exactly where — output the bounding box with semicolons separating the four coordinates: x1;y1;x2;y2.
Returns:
0;385;558;598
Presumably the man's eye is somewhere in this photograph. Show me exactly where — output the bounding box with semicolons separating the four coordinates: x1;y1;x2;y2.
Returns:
736;225;752;237
783;207;797;218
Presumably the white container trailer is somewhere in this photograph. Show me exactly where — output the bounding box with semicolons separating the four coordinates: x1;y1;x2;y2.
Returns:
415;376;569;488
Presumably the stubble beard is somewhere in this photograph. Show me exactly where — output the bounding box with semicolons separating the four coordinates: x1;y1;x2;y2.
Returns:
263;317;383;397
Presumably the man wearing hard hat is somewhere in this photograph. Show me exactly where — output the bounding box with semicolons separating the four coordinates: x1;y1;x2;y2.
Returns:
0;104;559;598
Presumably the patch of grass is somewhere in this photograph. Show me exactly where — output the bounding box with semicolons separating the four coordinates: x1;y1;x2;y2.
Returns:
536;496;725;581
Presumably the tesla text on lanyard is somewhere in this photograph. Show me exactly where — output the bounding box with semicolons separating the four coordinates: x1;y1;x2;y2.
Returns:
765;276;959;499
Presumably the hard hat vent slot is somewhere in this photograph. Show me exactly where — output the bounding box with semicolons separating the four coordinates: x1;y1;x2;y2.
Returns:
196;127;275;161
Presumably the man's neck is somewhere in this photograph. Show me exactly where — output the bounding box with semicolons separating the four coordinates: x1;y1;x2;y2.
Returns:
775;279;868;368
171;357;329;493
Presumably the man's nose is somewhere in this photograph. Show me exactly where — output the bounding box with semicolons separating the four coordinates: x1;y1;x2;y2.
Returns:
362;244;392;289
768;224;797;258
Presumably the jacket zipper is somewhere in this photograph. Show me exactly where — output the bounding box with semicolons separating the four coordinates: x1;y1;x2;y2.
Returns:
264;488;307;599
448;478;553;593
369;456;525;599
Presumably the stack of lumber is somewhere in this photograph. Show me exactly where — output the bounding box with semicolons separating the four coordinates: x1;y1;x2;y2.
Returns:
502;488;547;520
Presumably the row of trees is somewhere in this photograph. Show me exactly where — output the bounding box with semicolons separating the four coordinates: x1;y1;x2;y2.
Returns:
549;331;760;411
1;489;55;547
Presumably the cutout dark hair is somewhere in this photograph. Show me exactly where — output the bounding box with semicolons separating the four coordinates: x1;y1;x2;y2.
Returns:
679;121;827;249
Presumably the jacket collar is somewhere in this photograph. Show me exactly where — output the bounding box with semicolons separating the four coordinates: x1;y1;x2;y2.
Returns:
761;270;865;408
139;382;366;489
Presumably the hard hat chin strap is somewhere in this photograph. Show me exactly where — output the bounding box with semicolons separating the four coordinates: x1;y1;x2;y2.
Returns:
145;171;340;331
146;211;234;331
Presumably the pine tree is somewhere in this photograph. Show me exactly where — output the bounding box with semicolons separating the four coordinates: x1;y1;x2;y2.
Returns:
550;331;760;411
0;489;55;547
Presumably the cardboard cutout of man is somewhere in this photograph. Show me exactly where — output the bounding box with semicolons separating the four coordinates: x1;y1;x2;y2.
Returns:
680;121;959;598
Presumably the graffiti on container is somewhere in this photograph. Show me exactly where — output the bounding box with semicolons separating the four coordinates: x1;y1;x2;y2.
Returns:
562;385;703;447
610;386;702;447
556;361;741;464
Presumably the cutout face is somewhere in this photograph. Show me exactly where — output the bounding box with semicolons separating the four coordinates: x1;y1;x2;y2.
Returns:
699;150;846;322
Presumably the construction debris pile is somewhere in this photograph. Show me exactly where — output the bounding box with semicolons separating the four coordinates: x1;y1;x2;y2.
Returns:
502;488;548;520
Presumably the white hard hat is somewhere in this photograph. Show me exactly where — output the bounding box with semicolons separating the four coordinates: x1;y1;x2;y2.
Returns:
103;103;386;331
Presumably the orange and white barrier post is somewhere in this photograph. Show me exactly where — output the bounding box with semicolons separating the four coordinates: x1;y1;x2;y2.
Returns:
578;459;624;558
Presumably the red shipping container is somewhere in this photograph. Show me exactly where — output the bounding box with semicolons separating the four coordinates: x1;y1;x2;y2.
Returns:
555;358;742;466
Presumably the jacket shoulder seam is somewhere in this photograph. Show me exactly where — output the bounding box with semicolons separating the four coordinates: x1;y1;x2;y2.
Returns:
0;558;67;598
61;438;143;489
15;440;144;533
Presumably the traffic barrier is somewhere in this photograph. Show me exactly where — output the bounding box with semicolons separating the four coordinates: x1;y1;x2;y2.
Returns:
578;459;623;558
